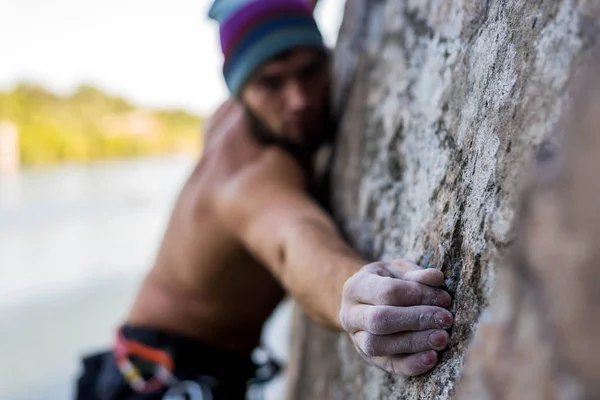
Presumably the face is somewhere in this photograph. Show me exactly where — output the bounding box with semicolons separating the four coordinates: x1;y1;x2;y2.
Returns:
241;47;330;149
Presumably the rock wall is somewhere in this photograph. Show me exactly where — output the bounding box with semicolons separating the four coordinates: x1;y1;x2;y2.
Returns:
287;1;600;399
455;43;600;400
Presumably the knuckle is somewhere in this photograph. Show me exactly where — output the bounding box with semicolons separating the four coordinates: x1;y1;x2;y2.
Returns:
359;334;378;357
363;261;396;278
341;278;353;297
396;259;413;270
398;331;431;354
346;270;361;286
342;275;361;298
363;261;387;274
406;333;420;353
422;286;439;305
366;308;388;334
403;281;420;303
376;281;397;304
419;285;427;305
414;306;437;330
339;308;350;330
371;261;389;269
417;309;432;330
427;307;443;327
392;259;418;275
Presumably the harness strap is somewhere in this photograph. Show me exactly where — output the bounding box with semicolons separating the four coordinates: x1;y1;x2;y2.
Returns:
113;327;177;394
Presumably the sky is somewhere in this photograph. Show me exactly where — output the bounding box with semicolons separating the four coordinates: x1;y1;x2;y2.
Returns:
0;0;346;115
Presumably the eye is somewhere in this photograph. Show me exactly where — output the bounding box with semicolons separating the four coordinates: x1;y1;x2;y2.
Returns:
299;59;326;82
258;77;283;92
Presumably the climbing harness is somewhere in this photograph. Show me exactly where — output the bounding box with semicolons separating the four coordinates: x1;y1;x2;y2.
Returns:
113;328;213;399
163;380;213;400
112;327;281;400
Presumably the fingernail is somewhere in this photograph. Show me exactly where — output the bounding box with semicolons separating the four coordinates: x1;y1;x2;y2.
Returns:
435;311;453;329
419;351;437;366
436;292;452;307
428;331;448;348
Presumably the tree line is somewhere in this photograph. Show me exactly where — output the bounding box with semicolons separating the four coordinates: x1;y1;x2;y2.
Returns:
0;83;204;167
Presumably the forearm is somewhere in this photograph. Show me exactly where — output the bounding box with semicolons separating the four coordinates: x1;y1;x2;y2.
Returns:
279;218;367;330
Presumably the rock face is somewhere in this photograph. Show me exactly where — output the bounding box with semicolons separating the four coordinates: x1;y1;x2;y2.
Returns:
455;44;600;400
287;1;600;399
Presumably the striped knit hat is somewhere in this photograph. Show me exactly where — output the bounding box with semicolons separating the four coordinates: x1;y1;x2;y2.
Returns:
208;0;325;97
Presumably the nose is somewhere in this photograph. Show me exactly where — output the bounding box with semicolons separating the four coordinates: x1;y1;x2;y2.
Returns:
285;81;309;113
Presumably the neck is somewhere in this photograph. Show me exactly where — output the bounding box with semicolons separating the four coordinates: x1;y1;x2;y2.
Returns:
243;108;338;210
245;110;328;169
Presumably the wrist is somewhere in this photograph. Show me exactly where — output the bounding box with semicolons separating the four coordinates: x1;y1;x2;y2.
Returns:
332;258;367;330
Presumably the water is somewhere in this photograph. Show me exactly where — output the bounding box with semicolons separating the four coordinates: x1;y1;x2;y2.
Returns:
0;155;291;400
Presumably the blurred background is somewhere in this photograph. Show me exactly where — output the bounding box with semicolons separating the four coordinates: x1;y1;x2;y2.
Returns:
0;0;345;399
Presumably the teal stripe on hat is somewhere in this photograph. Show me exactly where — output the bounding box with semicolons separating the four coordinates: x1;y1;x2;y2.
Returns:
226;27;324;96
224;14;316;73
208;0;253;22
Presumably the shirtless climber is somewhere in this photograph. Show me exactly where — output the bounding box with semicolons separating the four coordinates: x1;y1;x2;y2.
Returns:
75;0;454;398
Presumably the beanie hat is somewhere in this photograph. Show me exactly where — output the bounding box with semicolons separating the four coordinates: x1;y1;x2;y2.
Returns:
208;0;325;97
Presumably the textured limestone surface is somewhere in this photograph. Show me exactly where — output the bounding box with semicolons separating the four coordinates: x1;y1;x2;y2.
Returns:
455;44;600;400
287;1;600;399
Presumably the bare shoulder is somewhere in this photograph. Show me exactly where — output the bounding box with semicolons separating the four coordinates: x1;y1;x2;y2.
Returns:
213;147;309;225
202;98;243;146
229;147;308;194
204;98;238;133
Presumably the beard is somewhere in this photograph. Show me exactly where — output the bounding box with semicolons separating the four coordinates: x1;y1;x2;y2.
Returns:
243;103;337;168
244;103;338;212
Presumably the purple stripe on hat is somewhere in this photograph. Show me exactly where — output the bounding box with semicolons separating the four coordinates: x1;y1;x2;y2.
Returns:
222;9;312;59
224;15;316;71
221;5;308;55
219;0;313;53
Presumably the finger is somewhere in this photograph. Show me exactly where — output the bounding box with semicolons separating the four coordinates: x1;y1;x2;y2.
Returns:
387;260;445;288
403;268;445;288
354;329;449;357
345;304;453;335
348;273;451;307
369;260;445;288
365;260;416;278
371;351;440;377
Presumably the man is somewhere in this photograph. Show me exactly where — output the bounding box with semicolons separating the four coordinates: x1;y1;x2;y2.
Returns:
76;0;454;398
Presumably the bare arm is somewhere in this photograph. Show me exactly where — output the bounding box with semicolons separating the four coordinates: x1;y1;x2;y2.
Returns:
218;148;455;375
218;149;364;329
272;215;366;329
